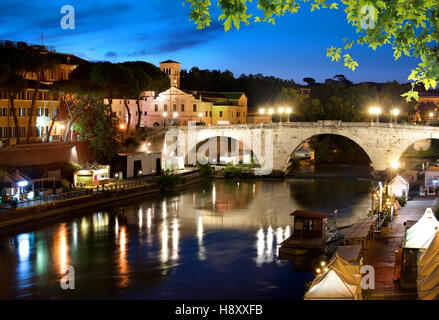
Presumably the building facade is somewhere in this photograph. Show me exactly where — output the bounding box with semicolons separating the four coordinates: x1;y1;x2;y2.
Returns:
141;88;247;127
0;41;86;145
104;98;140;131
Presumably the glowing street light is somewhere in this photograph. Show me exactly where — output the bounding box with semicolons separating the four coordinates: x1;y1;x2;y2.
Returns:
278;107;285;123
430;112;435;122
390;108;400;124
268;108;274;123
258;108;265;115
173;112;178;119
162;112;168;127
286;107;292;122
119;123;126;130
368;106;382;123
391;160;400;170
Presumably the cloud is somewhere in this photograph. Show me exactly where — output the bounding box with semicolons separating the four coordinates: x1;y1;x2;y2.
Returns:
105;51;117;58
127;21;224;56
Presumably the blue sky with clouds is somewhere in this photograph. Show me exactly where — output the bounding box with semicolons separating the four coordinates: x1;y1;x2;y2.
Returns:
0;0;418;84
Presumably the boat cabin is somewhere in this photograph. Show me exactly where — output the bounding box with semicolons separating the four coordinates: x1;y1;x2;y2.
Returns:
290;210;331;239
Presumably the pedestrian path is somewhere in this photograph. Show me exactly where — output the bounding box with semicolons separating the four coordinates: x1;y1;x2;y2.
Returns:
365;197;436;300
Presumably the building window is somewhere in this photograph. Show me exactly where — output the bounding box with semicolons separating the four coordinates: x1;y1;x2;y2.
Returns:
53;108;57;116
45;108;49;117
164;104;168;112
205;111;208;117
19;107;25;117
154;104;158;112
37;108;42;117
173;104;177;112
0;127;7;138
210;111;212;117
144;111;147;116
1;107;7;117
219;111;223;117
193;104;197;112
181;104;185;112
19;127;26;137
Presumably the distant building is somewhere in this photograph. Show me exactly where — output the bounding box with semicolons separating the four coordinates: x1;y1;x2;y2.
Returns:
410;91;439;122
111;152;161;179
104;98;140;130
246;112;271;124
160;60;181;88
389;174;409;198
141;88;247;127
0;40;87;145
422;166;439;196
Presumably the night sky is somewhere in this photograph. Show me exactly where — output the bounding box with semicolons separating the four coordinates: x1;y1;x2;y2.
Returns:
0;0;418;84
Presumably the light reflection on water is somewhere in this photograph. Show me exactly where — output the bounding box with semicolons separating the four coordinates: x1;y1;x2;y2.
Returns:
0;174;372;299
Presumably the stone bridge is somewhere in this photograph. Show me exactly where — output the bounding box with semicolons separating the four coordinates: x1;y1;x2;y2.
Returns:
147;121;439;174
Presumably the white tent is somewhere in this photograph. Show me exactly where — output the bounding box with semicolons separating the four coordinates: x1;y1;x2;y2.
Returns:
417;232;439;299
304;253;362;300
418;232;439;283
404;208;439;249
418;262;439;300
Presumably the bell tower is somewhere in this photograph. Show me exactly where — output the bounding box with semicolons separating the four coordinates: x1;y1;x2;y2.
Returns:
160;60;180;88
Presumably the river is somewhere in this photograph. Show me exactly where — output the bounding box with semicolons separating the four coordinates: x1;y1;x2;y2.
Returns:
0;165;373;299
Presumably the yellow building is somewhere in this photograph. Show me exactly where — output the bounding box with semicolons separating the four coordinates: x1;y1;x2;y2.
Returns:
246;112;271;124
0;41;85;145
142;88;247;127
192;91;247;125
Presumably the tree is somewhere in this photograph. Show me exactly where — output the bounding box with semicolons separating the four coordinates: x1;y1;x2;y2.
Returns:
25;52;59;144
74;100;119;163
1;73;26;144
51;63;105;141
303;77;316;86
184;0;439;100
0;46;59;144
120;61;169;131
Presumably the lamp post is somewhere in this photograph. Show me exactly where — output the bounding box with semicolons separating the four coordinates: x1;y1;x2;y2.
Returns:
268;108;274;123
172;111;178;126
429;112;434;122
198;112;203;125
286;107;292;122
368;106;382;123
162;112;168;127
391;108;400;124
278;107;284;123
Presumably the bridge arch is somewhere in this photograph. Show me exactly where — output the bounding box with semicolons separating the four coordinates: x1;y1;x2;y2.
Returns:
286;133;373;170
187;135;260;165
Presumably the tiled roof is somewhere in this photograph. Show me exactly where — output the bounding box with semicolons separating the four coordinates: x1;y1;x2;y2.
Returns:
189;91;245;105
160;59;180;64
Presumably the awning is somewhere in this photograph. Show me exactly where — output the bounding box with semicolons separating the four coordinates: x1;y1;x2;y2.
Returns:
404;208;439;249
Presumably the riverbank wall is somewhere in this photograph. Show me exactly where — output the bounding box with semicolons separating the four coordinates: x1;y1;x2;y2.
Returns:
0;171;205;229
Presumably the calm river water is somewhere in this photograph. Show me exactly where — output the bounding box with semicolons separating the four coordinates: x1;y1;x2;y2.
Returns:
0;166;373;299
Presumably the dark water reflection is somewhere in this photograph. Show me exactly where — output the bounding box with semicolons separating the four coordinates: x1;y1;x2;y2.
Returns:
0;169;372;299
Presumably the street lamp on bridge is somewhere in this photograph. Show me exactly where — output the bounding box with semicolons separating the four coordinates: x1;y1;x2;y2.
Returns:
390;108;400;124
368;106;382;123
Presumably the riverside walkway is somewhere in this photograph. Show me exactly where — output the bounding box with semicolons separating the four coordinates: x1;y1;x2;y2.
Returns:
364;197;436;300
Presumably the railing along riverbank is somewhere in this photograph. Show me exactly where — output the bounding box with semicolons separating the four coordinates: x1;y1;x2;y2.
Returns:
0;170;203;229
